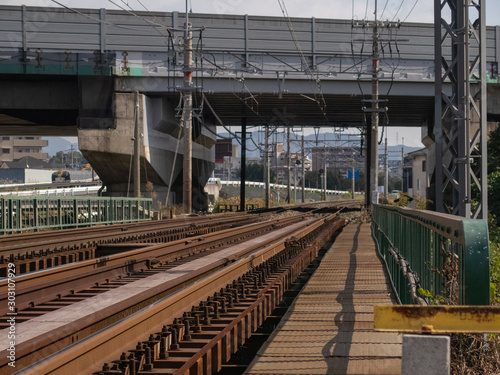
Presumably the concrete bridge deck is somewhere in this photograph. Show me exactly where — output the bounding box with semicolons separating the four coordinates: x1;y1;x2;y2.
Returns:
245;222;402;375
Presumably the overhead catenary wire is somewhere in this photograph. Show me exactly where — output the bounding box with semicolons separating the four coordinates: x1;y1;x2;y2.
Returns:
391;0;407;21
402;0;419;23
50;0;162;32
109;0;170;39
379;0;390;20
277;0;328;123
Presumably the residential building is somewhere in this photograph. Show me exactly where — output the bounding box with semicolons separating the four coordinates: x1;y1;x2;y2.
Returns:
403;148;428;199
311;146;364;176
0;136;48;163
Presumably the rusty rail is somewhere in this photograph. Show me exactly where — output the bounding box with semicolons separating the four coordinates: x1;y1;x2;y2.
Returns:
7;214;344;374
0;211;259;277
0;214;308;316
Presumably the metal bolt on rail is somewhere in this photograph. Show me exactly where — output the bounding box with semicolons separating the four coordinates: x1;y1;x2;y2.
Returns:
169;327;179;350
193;314;202;333
129;357;137;375
143;347;153;371
203;305;211;326
183;320;192;341
112;352;128;371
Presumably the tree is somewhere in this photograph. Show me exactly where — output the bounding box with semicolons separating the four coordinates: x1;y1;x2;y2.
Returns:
49;150;87;169
236;163;275;183
478;126;500;222
488;126;500;173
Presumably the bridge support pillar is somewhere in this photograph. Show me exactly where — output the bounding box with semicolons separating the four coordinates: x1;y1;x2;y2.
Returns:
79;91;215;212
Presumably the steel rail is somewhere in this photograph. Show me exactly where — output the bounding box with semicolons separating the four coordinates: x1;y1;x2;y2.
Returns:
12;214;344;374
0;212;260;276
0;214;308;316
0;211;251;254
0;214;340;373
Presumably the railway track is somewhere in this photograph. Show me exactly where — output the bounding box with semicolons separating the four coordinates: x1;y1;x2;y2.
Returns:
0;212;262;277
0;213;307;316
0;209;348;374
0;200;363;277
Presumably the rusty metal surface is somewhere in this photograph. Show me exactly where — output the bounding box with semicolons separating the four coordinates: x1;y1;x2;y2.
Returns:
374;305;500;334
0;211;258;276
0;215;339;374
0;214;306;316
245;223;402;375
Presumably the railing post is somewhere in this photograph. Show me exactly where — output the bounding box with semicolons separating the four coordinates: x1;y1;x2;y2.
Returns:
462;219;490;305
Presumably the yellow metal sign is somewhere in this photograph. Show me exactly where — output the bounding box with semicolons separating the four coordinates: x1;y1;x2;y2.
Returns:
374;305;500;334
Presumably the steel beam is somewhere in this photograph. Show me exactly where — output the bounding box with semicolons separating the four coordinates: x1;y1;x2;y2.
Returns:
434;0;487;218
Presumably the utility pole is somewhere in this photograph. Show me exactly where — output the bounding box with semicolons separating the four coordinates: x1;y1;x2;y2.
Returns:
353;0;402;206
384;137;388;198
370;4;380;205
352;166;355;200
182;11;193;214
133;90;141;198
286;127;291;204
265;125;270;208
401;137;404;192
294;162;297;202
240;119;247;211
323;145;327;201
301;135;305;203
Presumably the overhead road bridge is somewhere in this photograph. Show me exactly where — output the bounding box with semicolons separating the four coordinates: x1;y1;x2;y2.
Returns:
0;5;500;131
0;5;499;211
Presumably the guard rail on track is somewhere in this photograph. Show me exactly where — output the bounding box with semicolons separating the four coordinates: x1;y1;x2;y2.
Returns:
0;196;153;234
372;204;490;305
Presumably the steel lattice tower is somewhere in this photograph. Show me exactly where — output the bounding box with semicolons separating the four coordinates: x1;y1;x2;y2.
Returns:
434;0;487;218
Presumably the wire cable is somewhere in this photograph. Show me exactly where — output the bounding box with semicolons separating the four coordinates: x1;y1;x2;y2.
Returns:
380;0;390;20
277;0;328;123
109;0;169;38
391;0;406;21
50;0;157;31
402;0;419;23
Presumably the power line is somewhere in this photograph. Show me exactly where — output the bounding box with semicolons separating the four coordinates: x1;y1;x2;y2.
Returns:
109;0;169;38
379;0;390;20
50;0;158;32
402;0;419;23
391;0;407;21
277;0;328;123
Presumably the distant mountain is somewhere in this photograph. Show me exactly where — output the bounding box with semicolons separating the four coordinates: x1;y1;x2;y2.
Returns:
43;137;79;156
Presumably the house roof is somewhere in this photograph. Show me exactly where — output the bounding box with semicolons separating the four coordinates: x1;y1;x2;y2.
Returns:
2;156;51;169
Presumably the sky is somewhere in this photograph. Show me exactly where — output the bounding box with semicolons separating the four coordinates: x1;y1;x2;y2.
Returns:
3;0;499;147
3;0;500;25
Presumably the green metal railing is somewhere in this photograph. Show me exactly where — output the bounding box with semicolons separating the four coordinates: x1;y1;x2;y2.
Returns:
0;196;153;235
372;204;490;305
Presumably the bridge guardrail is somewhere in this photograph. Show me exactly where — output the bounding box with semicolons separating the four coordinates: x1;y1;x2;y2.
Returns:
372;204;490;305
0;196;153;235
